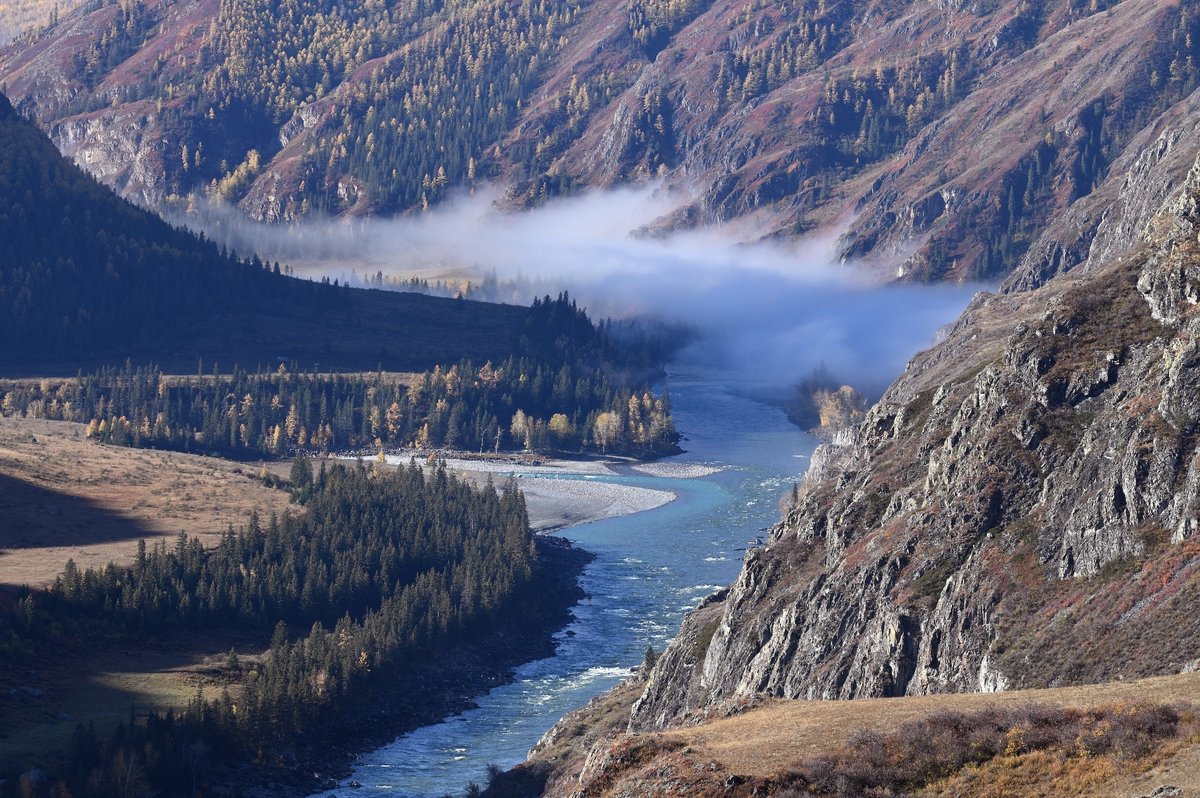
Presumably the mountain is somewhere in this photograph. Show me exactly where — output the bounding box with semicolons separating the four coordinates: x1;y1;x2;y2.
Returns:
475;76;1200;798
629;114;1200;729
0;0;82;45
3;0;1200;281
0;89;528;374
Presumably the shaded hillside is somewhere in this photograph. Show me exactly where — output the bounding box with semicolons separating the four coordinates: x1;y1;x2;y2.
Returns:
6;0;1200;280
0;90;527;375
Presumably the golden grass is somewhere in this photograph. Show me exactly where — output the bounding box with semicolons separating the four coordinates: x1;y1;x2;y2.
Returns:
0;631;261;771
0;415;293;587
0;416;291;771
922;749;1131;798
919;717;1200;798
1105;741;1200;798
662;672;1200;779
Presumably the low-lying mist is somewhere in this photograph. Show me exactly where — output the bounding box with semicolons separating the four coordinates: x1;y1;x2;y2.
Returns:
189;185;983;396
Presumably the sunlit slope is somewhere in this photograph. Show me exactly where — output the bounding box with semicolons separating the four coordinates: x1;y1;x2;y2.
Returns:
0;0;85;44
532;672;1200;797
5;0;1200;283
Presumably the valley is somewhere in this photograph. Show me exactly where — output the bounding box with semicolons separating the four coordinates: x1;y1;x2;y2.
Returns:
6;0;1200;285
0;89;688;794
5;0;1200;795
323;366;817;795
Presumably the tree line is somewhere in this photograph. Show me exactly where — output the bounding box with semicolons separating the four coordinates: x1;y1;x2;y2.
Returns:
5;461;549;796
49;461;534;635
0;294;680;458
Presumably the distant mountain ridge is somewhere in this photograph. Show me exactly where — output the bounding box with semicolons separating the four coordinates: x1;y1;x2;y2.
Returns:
4;0;1200;282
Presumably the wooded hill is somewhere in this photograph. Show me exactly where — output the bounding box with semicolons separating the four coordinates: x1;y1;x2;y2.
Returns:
0;296;681;457
2;460;583;796
0;90;527;376
0;86;680;460
5;0;1200;283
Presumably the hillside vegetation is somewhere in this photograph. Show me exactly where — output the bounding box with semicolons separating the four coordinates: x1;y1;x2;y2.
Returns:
0;0;82;44
0;94;681;456
0;89;529;375
0;294;679;457
1;459;587;796
7;1;1200;281
489;670;1200;797
481;29;1200;798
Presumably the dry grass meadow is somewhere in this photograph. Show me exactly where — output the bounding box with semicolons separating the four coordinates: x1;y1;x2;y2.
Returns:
662;673;1200;796
0;416;293;769
0;415;293;587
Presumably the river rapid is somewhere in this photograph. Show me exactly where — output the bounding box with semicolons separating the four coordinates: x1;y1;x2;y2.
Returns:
322;367;818;796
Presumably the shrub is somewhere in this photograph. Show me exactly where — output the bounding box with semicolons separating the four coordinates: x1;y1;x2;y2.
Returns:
783;701;1184;797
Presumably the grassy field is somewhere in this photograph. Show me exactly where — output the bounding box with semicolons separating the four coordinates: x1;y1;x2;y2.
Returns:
0;416;294;587
0;631;264;772
661;674;1200;796
498;670;1200;798
664;673;1200;775
0;415;293;770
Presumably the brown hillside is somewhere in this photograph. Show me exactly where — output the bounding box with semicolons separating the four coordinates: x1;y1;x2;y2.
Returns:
5;0;1200;281
498;671;1200;798
0;414;293;587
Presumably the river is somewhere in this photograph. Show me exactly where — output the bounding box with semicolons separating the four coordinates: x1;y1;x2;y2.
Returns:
322;366;818;796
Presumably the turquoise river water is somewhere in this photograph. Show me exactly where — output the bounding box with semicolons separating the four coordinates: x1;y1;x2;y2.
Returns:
321;366;818;796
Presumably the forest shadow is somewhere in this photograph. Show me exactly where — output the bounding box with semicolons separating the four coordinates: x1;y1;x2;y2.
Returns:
0;289;528;378
0;472;159;550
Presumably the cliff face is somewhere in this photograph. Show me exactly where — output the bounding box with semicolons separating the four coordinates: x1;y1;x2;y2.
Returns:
474;46;1200;789
629;151;1200;731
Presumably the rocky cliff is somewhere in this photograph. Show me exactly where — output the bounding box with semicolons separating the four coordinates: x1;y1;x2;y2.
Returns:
628;151;1200;731
482;112;1200;798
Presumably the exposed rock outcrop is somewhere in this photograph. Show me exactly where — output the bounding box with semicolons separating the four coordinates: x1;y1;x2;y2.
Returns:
629;150;1200;730
52;103;165;208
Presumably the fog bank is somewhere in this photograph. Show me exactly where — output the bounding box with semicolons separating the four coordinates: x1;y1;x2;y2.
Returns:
191;185;982;395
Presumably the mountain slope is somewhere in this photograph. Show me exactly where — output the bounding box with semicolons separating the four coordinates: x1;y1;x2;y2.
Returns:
475;82;1200;798
0;90;527;374
508;671;1200;797
628;150;1200;732
5;0;1200;281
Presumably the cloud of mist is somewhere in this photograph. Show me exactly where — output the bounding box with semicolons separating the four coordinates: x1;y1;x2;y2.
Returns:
188;184;983;396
